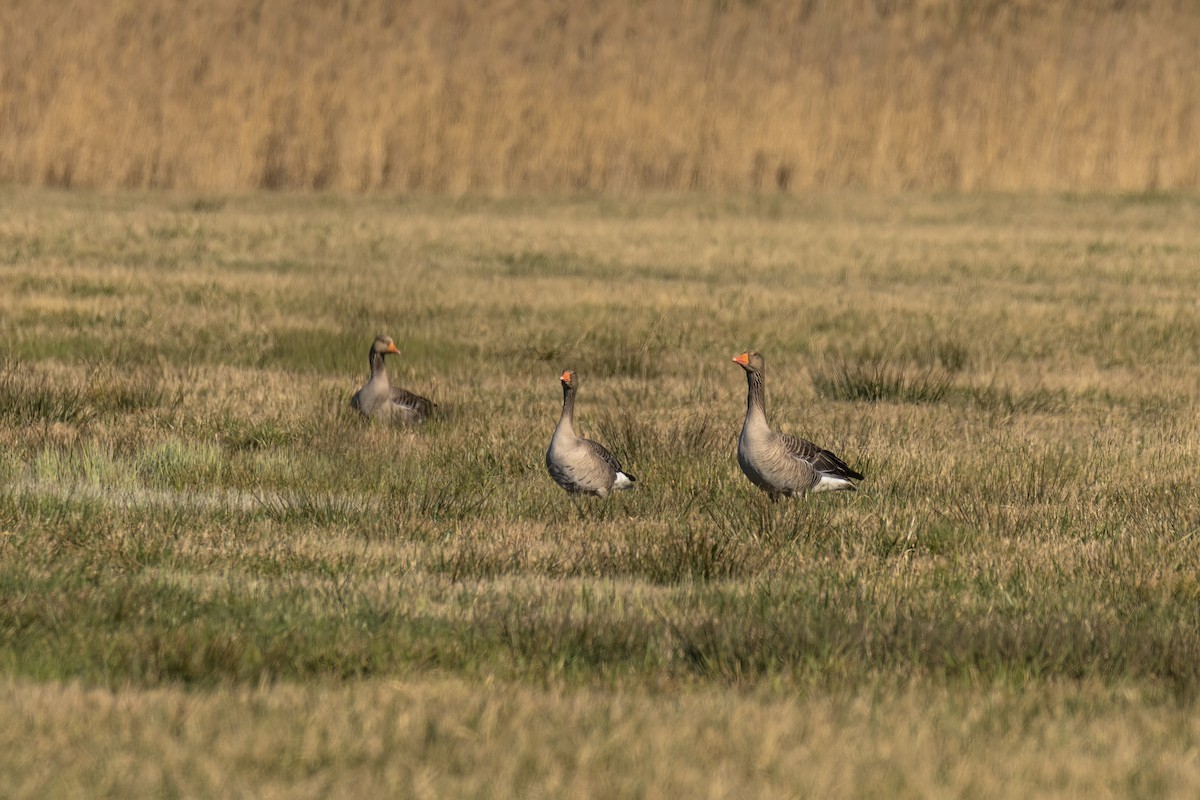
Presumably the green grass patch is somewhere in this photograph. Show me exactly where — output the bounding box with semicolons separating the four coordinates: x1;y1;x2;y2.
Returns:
3;189;1200;794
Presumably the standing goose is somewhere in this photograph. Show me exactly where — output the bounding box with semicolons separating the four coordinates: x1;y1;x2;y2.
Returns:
732;350;863;499
546;370;636;497
350;335;434;424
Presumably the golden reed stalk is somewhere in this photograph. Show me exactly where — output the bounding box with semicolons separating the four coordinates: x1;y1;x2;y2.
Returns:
2;0;1197;193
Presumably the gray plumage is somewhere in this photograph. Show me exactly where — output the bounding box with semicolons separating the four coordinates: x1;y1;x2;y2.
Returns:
732;350;863;499
350;336;434;424
546;370;636;497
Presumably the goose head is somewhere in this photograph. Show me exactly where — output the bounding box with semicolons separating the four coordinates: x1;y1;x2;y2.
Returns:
559;369;577;388
732;350;764;374
371;336;402;357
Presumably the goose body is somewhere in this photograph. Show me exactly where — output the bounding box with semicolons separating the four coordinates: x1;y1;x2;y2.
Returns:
546;370;636;497
733;351;863;498
350;336;433;424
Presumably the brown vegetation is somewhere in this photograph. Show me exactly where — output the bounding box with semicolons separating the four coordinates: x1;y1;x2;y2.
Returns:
2;189;1200;792
2;0;1199;194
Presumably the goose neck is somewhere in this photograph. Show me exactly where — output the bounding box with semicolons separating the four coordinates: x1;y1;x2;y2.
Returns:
745;370;767;422
557;383;577;436
369;351;389;383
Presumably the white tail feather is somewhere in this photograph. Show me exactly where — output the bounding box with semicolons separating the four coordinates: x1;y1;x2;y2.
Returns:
812;475;856;493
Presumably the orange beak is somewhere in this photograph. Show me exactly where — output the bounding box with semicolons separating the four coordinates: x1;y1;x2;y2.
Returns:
386;343;401;355
732;352;750;366
559;370;572;382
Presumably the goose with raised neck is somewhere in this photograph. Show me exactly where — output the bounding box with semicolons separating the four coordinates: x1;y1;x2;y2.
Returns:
732;350;863;499
349;335;434;424
546;369;636;497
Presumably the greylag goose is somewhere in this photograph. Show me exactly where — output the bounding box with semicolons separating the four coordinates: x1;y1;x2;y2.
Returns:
546;370;636;497
349;335;434;424
732;350;863;498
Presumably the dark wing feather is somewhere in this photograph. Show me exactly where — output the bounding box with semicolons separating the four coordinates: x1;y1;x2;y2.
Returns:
389;386;435;419
582;438;635;480
779;432;863;481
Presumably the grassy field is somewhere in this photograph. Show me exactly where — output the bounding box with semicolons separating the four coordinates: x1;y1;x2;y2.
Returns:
4;0;1200;194
2;187;1200;796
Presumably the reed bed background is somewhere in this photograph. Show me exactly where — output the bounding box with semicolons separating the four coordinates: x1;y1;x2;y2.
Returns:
2;0;1199;194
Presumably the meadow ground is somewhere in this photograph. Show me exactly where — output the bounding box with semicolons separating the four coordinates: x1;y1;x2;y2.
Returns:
1;187;1200;797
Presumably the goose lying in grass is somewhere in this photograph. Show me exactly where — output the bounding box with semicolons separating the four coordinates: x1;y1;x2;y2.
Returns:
732;350;863;499
546;369;636;497
350;336;434;424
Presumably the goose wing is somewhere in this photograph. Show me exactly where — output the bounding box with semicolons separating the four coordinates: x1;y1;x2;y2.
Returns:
389;386;435;419
779;432;863;481
582;437;634;479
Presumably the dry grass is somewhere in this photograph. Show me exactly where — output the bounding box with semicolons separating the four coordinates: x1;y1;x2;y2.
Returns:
2;188;1200;793
3;677;1200;799
2;0;1200;193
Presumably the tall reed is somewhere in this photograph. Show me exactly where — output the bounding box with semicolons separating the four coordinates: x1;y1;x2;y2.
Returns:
2;0;1197;193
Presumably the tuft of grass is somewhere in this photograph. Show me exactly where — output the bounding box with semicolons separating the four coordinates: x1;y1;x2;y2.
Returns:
0;360;93;426
253;489;378;528
473;592;659;678
135;438;226;489
811;356;954;404
214;416;298;453
625;518;748;584
0;359;176;428
967;379;1068;420
83;362;175;414
30;442;132;490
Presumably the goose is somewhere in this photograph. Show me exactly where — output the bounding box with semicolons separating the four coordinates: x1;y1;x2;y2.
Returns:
349;335;434;424
732;350;863;499
546;370;636;497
